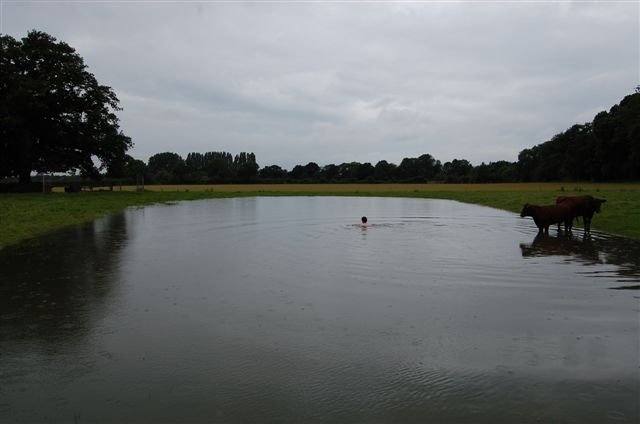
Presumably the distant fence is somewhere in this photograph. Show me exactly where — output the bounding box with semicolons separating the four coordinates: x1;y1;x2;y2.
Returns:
0;178;129;193
58;181;124;192
0;182;51;193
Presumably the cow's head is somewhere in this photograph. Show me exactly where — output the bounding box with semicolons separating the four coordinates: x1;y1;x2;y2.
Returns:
593;198;607;213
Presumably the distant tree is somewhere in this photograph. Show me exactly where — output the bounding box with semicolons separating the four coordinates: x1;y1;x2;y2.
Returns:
397;154;440;182
319;164;340;182
516;147;539;182
106;154;147;181
105;153;126;179
289;162;320;181
234;152;259;182
122;156;148;182
559;124;598;181
355;162;375;181
182;152;205;183
288;165;305;180
147;152;184;183
204;151;234;182
441;159;473;183
259;164;288;181
419;154;442;180
592;93;640;180
397;157;419;181
0;31;131;184
474;161;517;183
336;162;361;182
374;160;397;181
185;152;206;171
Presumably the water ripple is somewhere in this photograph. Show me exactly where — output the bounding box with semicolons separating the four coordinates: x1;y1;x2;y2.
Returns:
1;197;638;423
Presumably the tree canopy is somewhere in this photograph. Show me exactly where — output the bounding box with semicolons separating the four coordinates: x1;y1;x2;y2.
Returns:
0;30;131;184
517;90;640;182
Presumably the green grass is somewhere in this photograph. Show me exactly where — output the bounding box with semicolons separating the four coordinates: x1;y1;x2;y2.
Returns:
2;183;639;248
0;191;232;248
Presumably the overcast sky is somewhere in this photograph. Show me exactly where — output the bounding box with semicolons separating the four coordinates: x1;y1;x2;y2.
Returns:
2;1;638;170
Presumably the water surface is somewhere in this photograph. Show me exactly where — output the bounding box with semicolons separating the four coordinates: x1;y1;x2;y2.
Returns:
1;197;638;423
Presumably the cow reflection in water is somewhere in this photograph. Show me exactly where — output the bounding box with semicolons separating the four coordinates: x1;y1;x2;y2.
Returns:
521;232;640;285
520;232;601;265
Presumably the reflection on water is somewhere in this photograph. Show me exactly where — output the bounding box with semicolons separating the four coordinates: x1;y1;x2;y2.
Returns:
520;231;640;287
0;197;638;423
0;213;128;348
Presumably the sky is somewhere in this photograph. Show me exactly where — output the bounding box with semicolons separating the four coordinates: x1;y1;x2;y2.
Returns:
1;0;638;170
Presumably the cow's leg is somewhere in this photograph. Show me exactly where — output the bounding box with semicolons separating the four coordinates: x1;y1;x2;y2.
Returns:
584;216;591;232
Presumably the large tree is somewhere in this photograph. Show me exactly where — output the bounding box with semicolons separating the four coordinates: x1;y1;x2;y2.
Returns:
0;30;131;184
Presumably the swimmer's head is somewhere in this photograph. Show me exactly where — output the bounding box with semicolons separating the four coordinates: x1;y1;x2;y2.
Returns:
361;216;368;223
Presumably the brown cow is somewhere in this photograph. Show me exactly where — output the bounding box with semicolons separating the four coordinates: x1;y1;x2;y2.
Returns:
555;195;606;233
520;202;574;234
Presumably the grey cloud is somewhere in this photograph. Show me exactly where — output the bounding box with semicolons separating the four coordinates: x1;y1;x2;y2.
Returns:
3;1;638;169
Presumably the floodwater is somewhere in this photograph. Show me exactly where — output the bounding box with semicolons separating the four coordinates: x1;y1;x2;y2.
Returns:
1;197;638;423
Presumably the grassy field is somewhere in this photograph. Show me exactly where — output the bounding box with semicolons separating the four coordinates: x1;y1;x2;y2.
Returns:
3;182;639;248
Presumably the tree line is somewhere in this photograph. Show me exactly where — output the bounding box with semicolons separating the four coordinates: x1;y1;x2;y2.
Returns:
126;152;516;184
1;30;639;189
127;88;639;185
517;89;639;181
125;151;260;184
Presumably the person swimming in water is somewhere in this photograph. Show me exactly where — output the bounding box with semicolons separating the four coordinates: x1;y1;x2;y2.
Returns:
360;216;369;227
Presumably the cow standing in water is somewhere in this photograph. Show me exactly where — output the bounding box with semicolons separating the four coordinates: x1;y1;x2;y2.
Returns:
555;195;607;233
520;202;574;234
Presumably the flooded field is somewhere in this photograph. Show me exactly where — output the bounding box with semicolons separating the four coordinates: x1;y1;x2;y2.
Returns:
1;197;638;423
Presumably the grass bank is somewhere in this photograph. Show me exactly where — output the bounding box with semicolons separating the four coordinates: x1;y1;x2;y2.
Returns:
3;182;639;248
